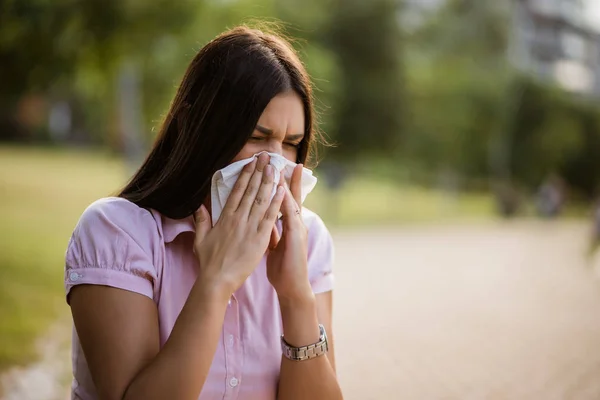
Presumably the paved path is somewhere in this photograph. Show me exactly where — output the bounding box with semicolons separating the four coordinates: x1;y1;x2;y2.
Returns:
4;221;600;399
333;221;600;400
0;315;71;400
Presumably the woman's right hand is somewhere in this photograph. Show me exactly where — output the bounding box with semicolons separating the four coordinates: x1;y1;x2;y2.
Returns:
192;152;284;301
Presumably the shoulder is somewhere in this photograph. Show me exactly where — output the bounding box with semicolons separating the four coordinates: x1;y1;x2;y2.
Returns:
302;207;334;259
71;197;160;254
302;208;335;292
77;197;155;230
66;197;161;301
302;207;331;240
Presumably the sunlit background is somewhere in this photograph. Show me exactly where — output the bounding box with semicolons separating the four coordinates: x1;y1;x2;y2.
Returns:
3;0;600;399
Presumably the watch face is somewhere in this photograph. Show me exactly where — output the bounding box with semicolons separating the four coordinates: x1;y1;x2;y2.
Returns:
320;324;327;342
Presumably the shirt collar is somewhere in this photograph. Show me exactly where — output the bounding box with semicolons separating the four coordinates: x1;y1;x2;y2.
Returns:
162;215;195;243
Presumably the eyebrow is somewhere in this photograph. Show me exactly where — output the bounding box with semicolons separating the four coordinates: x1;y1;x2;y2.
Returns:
255;124;304;141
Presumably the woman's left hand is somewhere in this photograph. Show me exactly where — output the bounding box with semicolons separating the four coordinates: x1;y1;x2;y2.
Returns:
266;164;313;303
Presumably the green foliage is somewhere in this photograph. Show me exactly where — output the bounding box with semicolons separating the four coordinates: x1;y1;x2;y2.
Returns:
322;0;406;159
0;0;194;98
510;78;600;197
402;0;600;198
2;0;600;197
0;0;196;144
401;0;510;180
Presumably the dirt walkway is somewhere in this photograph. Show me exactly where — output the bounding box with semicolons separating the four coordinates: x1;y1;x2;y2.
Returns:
3;220;600;399
0;314;71;400
334;220;600;400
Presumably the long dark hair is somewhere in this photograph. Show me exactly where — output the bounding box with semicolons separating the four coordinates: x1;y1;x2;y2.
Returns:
119;26;318;219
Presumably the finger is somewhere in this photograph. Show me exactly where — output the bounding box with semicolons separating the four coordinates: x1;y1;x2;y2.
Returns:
222;158;257;216
290;163;303;208
249;164;276;223
193;205;212;243
279;181;302;224
237;153;269;215
269;224;281;250
258;185;285;234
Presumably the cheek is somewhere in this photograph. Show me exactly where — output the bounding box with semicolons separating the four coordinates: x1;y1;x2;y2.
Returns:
283;148;298;163
230;143;260;163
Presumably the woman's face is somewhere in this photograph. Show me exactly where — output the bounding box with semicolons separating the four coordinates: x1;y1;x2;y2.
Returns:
232;91;305;164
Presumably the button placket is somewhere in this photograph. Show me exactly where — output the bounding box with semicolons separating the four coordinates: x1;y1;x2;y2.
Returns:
223;295;241;399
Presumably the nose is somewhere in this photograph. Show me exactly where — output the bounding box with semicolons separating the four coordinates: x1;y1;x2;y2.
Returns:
262;141;282;156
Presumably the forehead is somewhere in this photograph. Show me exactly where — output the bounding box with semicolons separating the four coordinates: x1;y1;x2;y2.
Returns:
257;91;305;134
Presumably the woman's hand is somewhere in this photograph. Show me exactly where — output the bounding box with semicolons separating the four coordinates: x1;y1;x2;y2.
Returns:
266;164;313;303
193;153;284;301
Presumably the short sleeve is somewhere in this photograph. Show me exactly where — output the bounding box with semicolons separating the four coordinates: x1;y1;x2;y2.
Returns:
65;197;159;302
304;209;335;294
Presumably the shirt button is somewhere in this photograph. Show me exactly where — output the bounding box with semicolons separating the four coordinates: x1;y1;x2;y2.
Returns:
69;272;80;282
227;335;234;347
229;377;239;387
228;298;231;306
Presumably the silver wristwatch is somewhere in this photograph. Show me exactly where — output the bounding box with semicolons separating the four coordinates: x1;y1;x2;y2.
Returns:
281;324;329;361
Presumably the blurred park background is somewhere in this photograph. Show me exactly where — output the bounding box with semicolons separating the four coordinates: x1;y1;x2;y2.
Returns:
3;0;600;398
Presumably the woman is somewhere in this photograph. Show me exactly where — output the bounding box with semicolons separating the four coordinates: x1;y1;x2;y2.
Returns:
65;26;342;400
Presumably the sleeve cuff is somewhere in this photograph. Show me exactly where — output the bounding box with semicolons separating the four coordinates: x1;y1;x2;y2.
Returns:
310;272;335;294
65;267;154;303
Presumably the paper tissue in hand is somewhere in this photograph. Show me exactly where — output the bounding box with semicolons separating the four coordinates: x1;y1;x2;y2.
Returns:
210;152;317;225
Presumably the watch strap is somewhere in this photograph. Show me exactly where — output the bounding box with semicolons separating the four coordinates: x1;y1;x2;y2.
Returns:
281;324;328;361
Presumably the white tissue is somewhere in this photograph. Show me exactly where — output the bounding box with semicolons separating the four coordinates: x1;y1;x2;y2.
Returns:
210;152;317;225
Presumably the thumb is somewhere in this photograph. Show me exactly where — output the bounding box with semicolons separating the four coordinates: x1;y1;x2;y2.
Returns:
193;205;212;243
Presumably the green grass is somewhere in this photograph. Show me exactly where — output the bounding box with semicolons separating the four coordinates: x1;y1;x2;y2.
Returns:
0;145;497;372
306;177;497;227
0;145;127;370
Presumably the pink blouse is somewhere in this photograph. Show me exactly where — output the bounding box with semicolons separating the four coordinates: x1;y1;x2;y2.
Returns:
64;197;335;400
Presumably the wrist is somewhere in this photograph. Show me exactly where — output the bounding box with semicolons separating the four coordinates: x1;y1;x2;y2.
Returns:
279;290;320;347
277;283;315;309
194;271;234;305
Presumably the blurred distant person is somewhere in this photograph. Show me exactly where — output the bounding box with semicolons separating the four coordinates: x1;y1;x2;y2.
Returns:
589;197;600;259
65;26;341;400
536;174;565;218
493;181;521;218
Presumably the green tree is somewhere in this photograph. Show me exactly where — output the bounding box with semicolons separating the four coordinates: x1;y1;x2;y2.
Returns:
322;0;406;160
404;0;509;182
0;0;196;142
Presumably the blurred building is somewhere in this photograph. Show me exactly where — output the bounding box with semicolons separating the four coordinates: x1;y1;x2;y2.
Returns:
511;0;600;96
